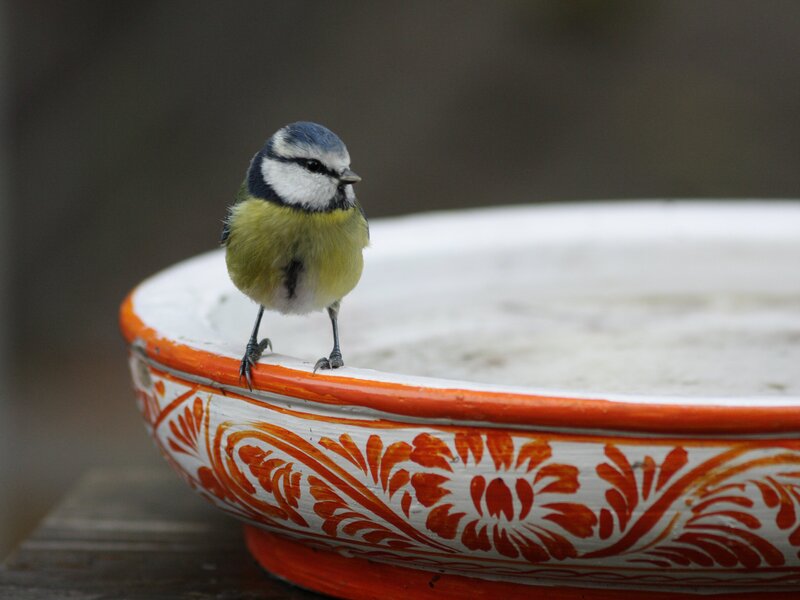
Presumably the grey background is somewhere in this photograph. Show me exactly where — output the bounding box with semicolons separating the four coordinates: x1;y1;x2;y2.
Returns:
2;1;799;556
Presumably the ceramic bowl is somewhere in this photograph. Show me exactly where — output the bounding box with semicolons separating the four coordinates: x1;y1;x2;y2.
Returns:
120;202;800;599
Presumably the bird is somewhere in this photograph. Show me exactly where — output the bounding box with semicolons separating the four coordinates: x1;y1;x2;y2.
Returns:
221;122;369;389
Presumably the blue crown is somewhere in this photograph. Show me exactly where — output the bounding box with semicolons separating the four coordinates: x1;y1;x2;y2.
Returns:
281;121;346;153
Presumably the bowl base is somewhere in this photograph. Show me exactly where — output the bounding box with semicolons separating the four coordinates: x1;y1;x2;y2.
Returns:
244;526;792;599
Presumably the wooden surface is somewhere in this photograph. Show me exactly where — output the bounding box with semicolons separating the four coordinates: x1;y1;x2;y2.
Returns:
0;466;325;599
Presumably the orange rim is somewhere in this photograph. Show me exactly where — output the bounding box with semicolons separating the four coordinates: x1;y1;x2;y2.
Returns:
244;526;798;600
121;292;800;436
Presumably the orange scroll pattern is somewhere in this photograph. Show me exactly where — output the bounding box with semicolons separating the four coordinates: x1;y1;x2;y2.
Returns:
131;357;800;589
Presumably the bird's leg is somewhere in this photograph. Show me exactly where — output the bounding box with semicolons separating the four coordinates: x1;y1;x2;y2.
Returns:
239;305;272;389
314;302;344;373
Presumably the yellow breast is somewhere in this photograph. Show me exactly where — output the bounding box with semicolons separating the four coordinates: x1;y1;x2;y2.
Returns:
224;198;369;314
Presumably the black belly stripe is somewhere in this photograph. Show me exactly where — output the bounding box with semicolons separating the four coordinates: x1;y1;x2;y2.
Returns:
283;259;303;299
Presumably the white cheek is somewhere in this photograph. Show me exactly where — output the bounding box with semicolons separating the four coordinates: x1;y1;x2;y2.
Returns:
262;160;336;209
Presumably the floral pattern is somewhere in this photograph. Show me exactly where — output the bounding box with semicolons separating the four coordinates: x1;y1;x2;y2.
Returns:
130;353;800;591
414;431;597;562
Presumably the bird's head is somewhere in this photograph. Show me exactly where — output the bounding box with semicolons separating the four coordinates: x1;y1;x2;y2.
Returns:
248;121;361;211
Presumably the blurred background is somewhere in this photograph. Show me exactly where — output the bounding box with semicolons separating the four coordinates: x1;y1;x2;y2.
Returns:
1;0;799;556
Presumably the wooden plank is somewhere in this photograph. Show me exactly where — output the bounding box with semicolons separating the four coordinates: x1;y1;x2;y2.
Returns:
0;466;325;599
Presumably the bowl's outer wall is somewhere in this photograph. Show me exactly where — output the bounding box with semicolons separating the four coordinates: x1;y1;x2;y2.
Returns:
129;351;800;594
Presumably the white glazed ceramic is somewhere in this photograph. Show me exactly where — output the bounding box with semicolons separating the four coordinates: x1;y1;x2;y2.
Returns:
121;202;800;599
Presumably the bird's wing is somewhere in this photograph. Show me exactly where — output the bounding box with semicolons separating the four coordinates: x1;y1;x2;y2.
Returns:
220;181;250;245
220;218;231;245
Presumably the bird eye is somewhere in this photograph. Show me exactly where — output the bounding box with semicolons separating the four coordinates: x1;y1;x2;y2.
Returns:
306;159;323;173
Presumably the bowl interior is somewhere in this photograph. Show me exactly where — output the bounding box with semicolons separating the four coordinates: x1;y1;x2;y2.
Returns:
131;201;800;400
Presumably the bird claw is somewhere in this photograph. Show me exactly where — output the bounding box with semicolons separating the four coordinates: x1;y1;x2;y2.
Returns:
312;357;330;373
313;350;343;374
238;338;272;390
239;358;254;390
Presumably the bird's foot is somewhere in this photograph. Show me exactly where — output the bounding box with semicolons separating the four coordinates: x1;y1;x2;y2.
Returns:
239;338;272;390
313;349;343;373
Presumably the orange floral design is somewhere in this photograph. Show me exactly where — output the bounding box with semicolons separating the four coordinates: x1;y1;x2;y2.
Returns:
309;475;418;549
167;397;204;456
410;431;596;562
629;459;800;569
238;445;306;526
197;466;228;501
597;444;689;539
130;364;800;589
318;433;416;519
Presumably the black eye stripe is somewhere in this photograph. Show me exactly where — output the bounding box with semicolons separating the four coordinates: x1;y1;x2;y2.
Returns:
265;149;339;178
299;158;333;176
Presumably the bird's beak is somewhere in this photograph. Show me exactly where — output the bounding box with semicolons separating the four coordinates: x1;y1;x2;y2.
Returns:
339;168;362;184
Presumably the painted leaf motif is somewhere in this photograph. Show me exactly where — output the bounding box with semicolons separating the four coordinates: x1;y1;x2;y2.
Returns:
486;432;514;471
641;455;657;500
656;447;689;492
535;464;579;495
426;504;465;539
462;520;491;551
471;475;486;516
410;433;454;471
366;435;383;483
515;439;552;473
319;434;367;473
529;528;576;561
599;445;638;527
401;491;412;517
598;444;689;536
516;478;534;520
454;432;483;466
168;396;205;455
492;524;519;558
380;441;412;491
485;478;514;520
598;508;614;540
238;445;306;526
411;472;450;507
542;502;598;538
308;475;412;545
198;466;227;500
388;469;410;498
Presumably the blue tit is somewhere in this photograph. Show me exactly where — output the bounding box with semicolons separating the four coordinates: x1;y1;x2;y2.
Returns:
221;122;369;388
